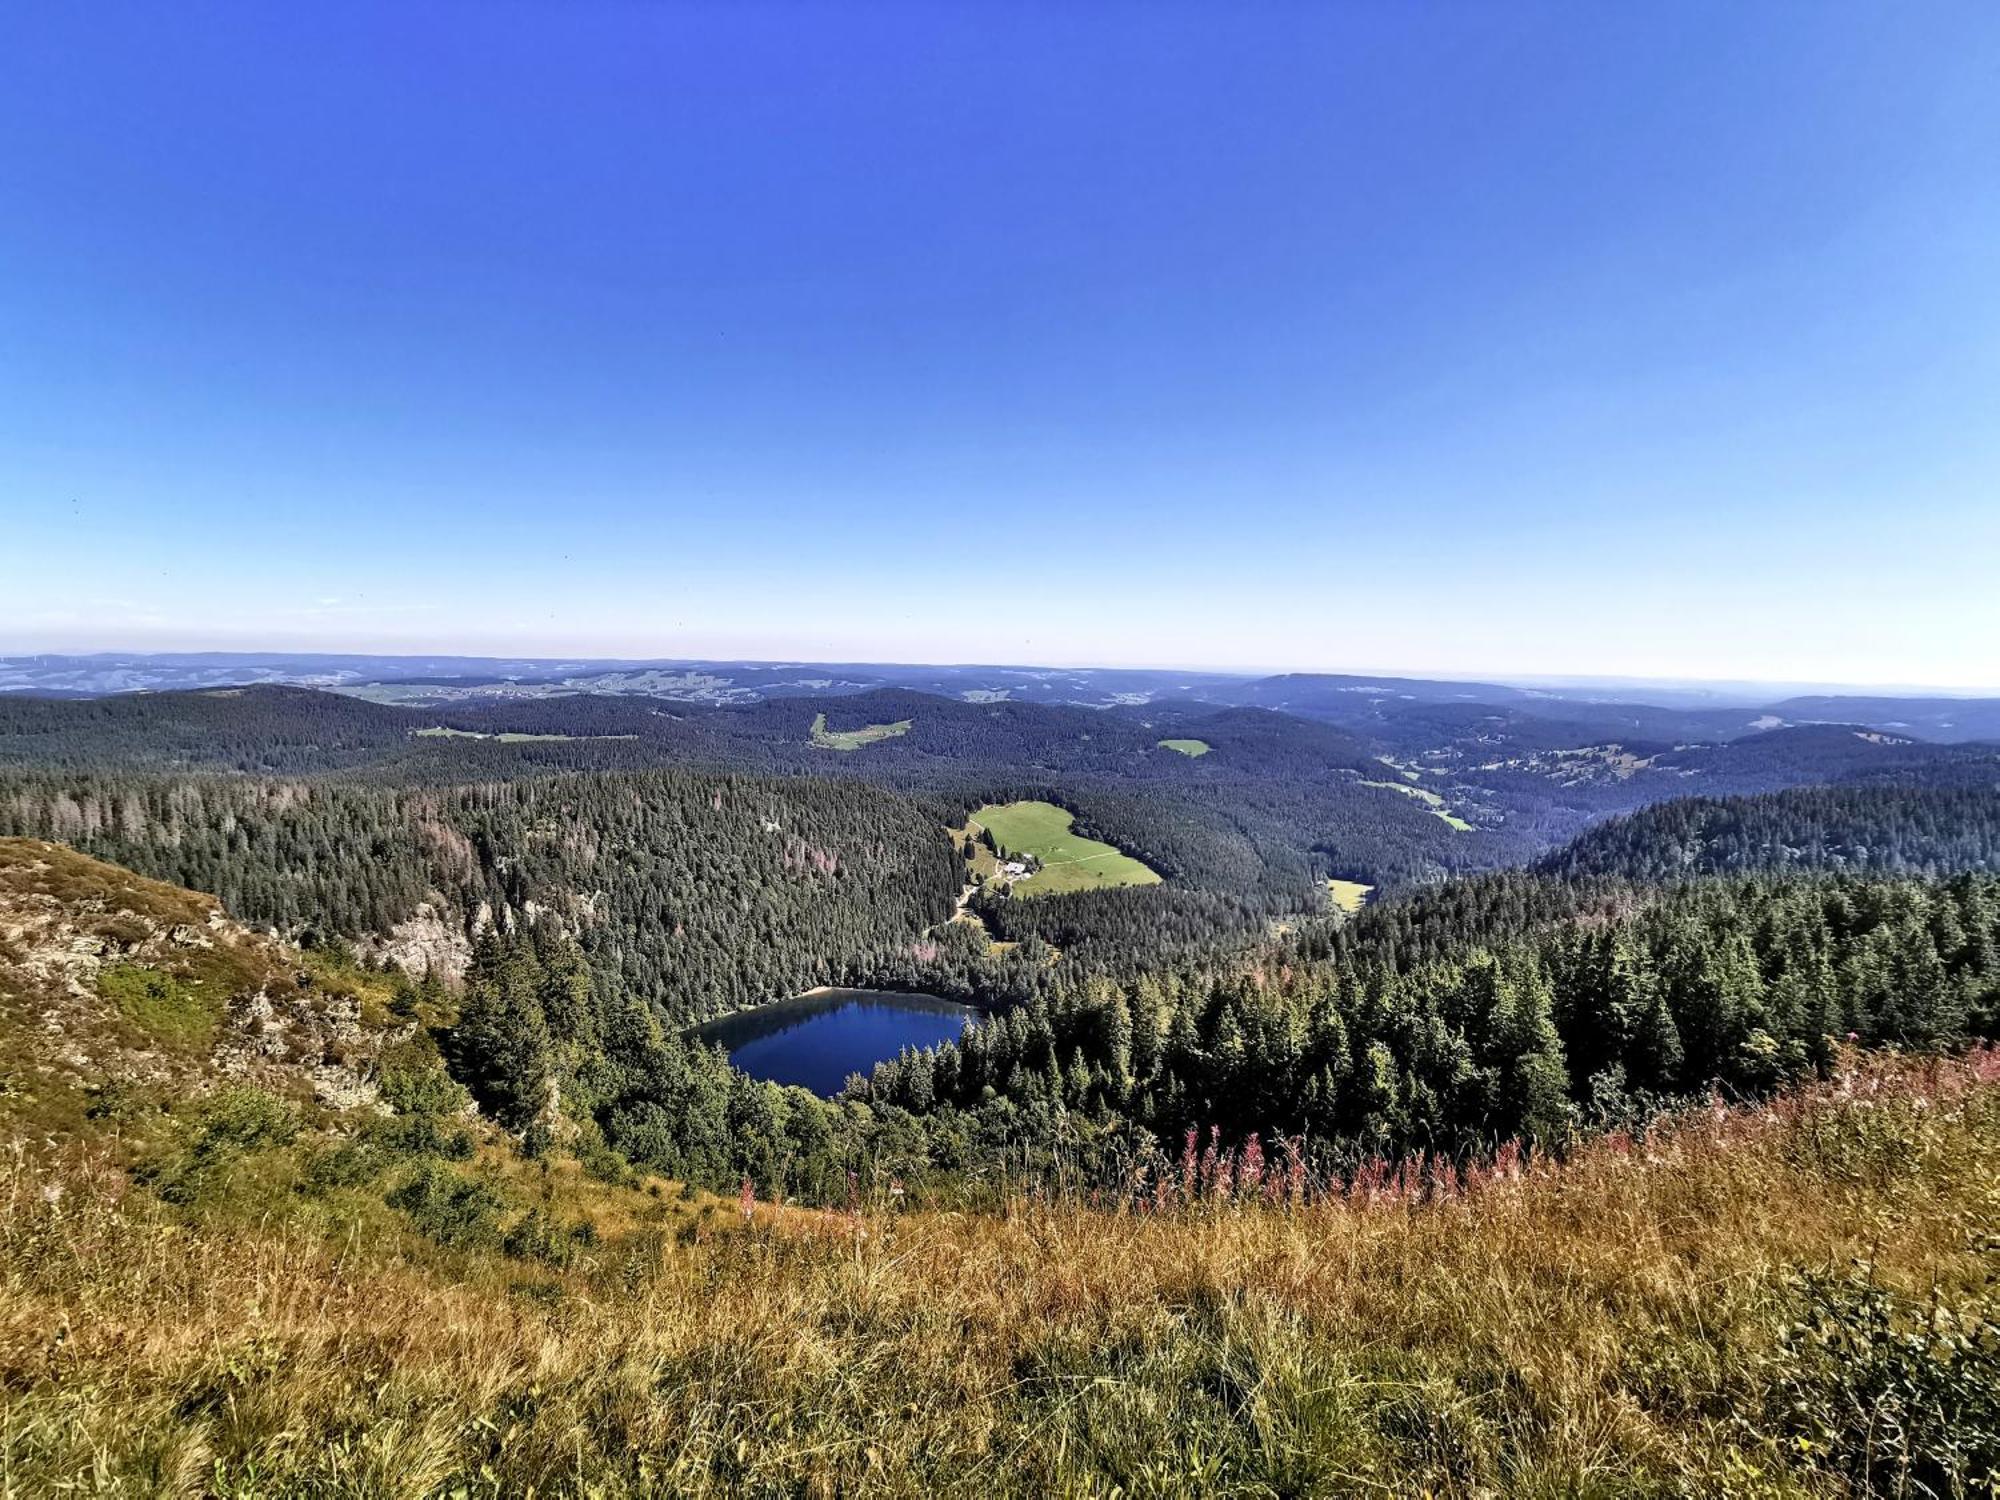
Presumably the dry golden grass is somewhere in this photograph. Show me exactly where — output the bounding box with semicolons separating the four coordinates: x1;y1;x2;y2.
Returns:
2;1054;1996;1497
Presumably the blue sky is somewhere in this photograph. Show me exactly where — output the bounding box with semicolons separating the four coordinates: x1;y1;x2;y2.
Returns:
4;2;1998;687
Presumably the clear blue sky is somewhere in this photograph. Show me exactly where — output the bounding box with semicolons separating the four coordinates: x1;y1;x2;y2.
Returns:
4;2;1998;687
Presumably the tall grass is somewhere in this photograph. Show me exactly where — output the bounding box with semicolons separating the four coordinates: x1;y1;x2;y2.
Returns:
3;1051;1996;1497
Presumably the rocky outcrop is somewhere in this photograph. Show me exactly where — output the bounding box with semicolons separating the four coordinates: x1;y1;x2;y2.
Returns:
0;837;404;1111
363;898;474;982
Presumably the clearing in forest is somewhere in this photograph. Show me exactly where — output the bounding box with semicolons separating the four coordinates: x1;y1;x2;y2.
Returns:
1362;778;1475;831
966;800;1160;896
1326;878;1374;915
414;727;636;743
1158;738;1211;757
809;711;913;750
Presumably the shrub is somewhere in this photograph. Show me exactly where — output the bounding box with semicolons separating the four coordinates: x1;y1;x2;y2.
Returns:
500;1208;598;1266
372;1111;475;1160
96;963;223;1047
377;1059;471;1119
196;1087;301;1151
1761;1264;2000;1497
385;1159;505;1248
139;1087;299;1205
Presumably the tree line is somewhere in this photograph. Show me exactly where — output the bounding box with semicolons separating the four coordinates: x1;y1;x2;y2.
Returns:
1541;783;2000;882
414;866;2000;1206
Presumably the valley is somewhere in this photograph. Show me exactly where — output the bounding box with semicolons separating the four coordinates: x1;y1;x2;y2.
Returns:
11;7;1995;1487
1;666;1996;1495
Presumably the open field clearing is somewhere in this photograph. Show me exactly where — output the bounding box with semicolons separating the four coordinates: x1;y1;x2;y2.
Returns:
1363;777;1475;830
1326;877;1374;914
810;711;913;750
1157;737;1211;756
968;800;1161;895
414;726;636;743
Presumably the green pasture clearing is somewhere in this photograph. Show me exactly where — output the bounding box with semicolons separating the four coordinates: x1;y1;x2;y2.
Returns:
1326;878;1374;915
967;801;1161;897
1362;778;1445;807
810;712;913;751
414;727;635;743
950;825;1002;885
1157;738;1211;757
96;962;224;1048
1362;778;1474;831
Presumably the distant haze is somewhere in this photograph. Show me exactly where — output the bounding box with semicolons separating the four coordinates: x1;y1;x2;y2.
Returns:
4;651;1998;706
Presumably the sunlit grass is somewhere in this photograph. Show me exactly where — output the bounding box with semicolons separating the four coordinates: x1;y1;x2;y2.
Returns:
1325;877;1373;915
3;1050;1993;1496
809;711;913;750
969;800;1160;895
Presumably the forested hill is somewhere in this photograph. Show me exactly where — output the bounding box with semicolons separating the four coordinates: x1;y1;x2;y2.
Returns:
861;866;2000;1175
0;770;970;1022
0;685;1490;893
0;685;420;772
4;684;1996;916
1541;783;2000;882
0;682;1388;784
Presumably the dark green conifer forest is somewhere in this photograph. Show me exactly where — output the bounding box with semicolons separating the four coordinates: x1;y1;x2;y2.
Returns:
2;686;1996;1203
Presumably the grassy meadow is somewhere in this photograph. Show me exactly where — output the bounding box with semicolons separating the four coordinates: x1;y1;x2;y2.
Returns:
414;726;635;743
1325;878;1373;915
809;711;913;750
1362;778;1476;832
3;1049;1995;1496
1158;737;1212;757
969;800;1162;895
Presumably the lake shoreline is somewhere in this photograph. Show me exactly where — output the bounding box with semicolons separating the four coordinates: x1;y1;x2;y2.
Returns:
693;987;982;1097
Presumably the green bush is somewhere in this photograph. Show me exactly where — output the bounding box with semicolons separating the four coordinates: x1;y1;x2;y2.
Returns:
96;963;223;1047
500;1208;598;1266
377;1059;472;1119
140;1087;299;1205
372;1111;475;1160
385;1160;505;1248
300;1112;475;1196
1762;1263;2000;1497
302;1137;390;1190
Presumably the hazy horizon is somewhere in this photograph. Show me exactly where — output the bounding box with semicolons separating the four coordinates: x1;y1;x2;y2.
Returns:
5;643;1997;702
6;4;1998;687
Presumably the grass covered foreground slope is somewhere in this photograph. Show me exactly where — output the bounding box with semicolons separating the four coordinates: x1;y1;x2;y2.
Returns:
4;840;2000;1495
3;1044;1996;1496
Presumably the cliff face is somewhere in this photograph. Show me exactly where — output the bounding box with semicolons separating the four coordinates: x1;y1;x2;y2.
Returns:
0;837;405;1114
362;898;476;983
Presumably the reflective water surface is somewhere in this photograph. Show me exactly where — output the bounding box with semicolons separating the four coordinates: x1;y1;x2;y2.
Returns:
692;988;979;1097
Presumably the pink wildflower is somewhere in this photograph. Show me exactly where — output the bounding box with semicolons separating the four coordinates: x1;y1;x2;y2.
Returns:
1240;1133;1265;1199
1281;1136;1306;1207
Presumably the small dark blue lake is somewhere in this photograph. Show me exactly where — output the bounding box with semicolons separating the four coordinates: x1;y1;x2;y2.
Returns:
692;988;979;1097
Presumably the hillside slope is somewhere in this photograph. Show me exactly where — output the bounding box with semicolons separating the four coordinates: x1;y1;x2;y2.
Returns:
2;848;1997;1496
1542;782;2000;880
2;1038;1993;1496
0;837;400;1128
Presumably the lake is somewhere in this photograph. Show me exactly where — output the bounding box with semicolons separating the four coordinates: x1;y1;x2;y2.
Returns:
692;988;979;1097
